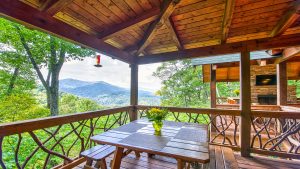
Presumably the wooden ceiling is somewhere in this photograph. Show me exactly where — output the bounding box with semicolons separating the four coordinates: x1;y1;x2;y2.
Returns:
202;61;300;82
2;0;300;64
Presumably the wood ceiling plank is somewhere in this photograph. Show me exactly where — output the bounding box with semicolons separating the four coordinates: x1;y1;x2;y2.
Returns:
136;0;181;55
62;7;103;31
164;18;183;50
227;32;270;43
270;1;300;37
125;0;144;14
275;46;300;64
0;0;133;63
175;11;224;26
173;0;225;16
178;26;221;36
221;0;235;43
41;0;74;16
112;0;138;18
137;33;300;64
172;3;225;21
137;0;153;11
233;2;290;19
84;0;123;24
231;17;279;29
175;17;223;30
98;8;160;40
55;11;96;34
100;0;131;22
234;0;293;13
73;0;117;26
184;39;221;49
232;10;285;24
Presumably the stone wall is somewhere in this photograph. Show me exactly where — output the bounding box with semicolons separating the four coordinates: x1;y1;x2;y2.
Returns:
250;64;297;104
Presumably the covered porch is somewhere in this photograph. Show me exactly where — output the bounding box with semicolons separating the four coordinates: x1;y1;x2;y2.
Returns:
0;0;300;168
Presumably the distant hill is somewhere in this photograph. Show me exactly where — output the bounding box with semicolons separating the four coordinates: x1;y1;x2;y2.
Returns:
59;78;160;106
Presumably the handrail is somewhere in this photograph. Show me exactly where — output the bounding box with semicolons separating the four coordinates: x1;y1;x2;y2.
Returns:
251;110;300;118
136;105;241;116
0;106;132;137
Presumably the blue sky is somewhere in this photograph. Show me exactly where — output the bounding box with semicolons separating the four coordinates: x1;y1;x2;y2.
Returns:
42;54;162;92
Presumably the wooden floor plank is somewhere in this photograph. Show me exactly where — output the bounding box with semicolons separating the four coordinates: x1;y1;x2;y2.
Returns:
73;151;300;169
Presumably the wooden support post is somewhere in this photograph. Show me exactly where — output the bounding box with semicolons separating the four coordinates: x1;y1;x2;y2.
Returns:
210;64;217;134
239;51;251;157
130;64;138;121
277;62;287;106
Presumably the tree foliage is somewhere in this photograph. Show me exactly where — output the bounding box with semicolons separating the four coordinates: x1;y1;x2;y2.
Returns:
154;60;240;107
153;60;210;107
0;18;95;116
0;94;50;123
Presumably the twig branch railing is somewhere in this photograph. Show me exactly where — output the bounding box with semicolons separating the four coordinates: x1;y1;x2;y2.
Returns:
250;110;300;159
136;105;241;148
136;105;300;159
0;106;131;169
0;105;299;168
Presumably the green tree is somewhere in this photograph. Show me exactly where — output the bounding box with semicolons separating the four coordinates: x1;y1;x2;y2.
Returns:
0;18;95;116
0;94;49;123
154;60;210;107
59;93;104;114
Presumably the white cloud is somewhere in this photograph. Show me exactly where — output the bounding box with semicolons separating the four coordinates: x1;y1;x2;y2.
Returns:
41;54;162;92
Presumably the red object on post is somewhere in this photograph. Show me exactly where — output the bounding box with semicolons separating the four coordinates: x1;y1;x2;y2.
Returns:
94;54;102;67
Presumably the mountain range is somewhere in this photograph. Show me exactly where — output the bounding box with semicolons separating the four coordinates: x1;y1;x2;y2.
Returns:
59;78;160;106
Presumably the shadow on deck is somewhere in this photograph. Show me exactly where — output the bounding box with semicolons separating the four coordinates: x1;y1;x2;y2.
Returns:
74;152;300;169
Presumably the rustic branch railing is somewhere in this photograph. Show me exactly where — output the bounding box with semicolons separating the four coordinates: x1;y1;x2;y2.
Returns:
0;106;131;169
0;105;299;168
136;105;241;148
250;110;300;159
136;105;300;159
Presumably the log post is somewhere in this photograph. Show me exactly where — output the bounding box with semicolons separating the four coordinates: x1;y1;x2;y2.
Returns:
277;62;287;106
276;62;288;132
210;64;217;134
130;63;138;121
240;51;251;157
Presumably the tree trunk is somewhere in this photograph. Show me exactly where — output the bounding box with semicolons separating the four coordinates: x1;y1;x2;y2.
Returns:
48;70;59;116
6;67;19;96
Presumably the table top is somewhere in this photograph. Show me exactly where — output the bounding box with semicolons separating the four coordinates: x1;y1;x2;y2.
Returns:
91;119;209;163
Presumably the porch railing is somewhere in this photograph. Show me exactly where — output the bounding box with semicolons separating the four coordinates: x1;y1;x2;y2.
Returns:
137;105;300;159
0;105;299;169
0;106;131;169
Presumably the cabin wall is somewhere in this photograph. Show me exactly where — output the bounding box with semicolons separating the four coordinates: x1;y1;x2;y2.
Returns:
250;64;297;104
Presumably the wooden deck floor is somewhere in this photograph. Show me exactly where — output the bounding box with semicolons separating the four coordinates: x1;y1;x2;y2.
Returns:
74;152;300;169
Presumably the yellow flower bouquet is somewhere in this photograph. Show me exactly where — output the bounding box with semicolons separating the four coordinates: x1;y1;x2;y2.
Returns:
146;108;168;132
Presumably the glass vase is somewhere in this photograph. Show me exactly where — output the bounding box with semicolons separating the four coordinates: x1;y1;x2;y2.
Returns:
152;121;163;132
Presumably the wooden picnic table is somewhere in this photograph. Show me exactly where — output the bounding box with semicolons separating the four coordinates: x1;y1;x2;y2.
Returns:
91;119;209;169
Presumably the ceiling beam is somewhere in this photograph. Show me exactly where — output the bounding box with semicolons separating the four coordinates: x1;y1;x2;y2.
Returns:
99;8;160;40
221;0;235;43
137;33;300;64
274;46;300;64
0;0;133;63
135;0;180;56
270;1;300;37
164;18;183;50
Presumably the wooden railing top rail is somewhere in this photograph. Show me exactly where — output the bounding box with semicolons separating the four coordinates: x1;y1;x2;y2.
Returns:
137;105;300;118
251;110;300;118
0;106;132;137
136;105;241;116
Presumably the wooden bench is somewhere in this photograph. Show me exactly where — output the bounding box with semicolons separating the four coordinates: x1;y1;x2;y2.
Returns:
80;145;115;169
209;145;239;169
80;145;141;169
